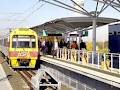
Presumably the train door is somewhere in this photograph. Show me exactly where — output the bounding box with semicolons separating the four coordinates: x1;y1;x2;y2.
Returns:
109;35;120;53
109;35;120;68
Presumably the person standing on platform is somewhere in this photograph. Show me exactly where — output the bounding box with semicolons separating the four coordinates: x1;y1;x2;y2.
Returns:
71;41;78;49
48;41;53;55
38;39;42;55
80;39;86;50
53;38;58;57
66;41;70;49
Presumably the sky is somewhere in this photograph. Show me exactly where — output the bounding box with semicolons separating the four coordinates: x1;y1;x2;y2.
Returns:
0;0;120;36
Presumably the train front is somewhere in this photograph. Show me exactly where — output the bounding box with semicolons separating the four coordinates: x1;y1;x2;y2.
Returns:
9;28;38;68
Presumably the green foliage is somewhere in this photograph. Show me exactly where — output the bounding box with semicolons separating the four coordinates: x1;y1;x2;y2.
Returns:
86;41;109;53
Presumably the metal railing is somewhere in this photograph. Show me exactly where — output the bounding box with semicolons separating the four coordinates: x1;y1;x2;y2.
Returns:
1;44;120;74
49;48;120;74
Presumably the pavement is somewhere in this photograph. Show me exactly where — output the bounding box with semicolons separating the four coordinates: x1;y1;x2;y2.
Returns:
0;64;13;90
0;56;29;90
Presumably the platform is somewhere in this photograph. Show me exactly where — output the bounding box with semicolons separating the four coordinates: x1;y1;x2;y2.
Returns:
0;64;13;90
40;55;120;88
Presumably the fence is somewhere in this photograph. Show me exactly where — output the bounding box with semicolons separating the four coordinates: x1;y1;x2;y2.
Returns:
50;48;120;74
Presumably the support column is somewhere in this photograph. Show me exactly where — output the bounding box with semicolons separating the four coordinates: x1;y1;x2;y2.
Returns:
92;17;97;60
78;31;81;50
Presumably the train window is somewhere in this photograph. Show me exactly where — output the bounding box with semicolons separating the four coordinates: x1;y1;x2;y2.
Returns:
114;31;117;35
12;35;36;48
18;41;29;48
12;42;17;48
32;42;35;48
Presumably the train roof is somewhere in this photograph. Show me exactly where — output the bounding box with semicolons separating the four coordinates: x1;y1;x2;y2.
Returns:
31;16;119;34
11;28;33;31
10;28;37;35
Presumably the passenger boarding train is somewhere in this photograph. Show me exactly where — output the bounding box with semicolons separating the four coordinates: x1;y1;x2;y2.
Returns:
0;28;38;68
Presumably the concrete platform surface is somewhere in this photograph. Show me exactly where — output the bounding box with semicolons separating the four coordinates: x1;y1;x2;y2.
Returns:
40;56;120;88
0;64;13;90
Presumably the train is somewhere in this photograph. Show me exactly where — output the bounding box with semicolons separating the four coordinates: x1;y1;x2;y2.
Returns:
0;28;38;68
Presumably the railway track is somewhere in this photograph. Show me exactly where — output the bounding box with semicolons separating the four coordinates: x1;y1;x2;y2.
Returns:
17;70;59;90
17;70;36;90
0;52;59;90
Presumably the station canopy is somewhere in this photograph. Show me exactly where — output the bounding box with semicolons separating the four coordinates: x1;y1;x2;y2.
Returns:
31;17;119;34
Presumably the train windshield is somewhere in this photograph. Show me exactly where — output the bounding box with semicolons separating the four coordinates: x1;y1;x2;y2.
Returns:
12;35;36;48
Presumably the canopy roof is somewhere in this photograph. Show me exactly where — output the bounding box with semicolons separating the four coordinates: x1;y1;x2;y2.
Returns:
31;17;119;34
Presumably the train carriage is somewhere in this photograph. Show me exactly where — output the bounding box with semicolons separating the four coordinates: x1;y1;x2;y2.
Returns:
8;28;38;68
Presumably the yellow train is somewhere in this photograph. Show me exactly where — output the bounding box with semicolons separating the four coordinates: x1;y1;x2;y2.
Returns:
8;28;38;68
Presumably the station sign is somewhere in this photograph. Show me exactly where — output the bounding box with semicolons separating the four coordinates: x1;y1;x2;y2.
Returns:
77;30;88;37
82;31;88;36
42;30;48;36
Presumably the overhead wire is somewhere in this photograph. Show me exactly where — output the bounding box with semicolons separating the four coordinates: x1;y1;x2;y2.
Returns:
41;0;81;13
12;0;41;21
52;0;86;14
3;0;44;28
1;0;118;29
70;0;92;16
97;0;115;17
95;0;99;17
23;0;40;13
117;0;120;3
109;2;120;13
17;0;46;27
41;0;88;16
22;1;45;20
107;0;120;13
97;0;106;17
0;0;41;22
0;12;24;21
54;0;90;16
